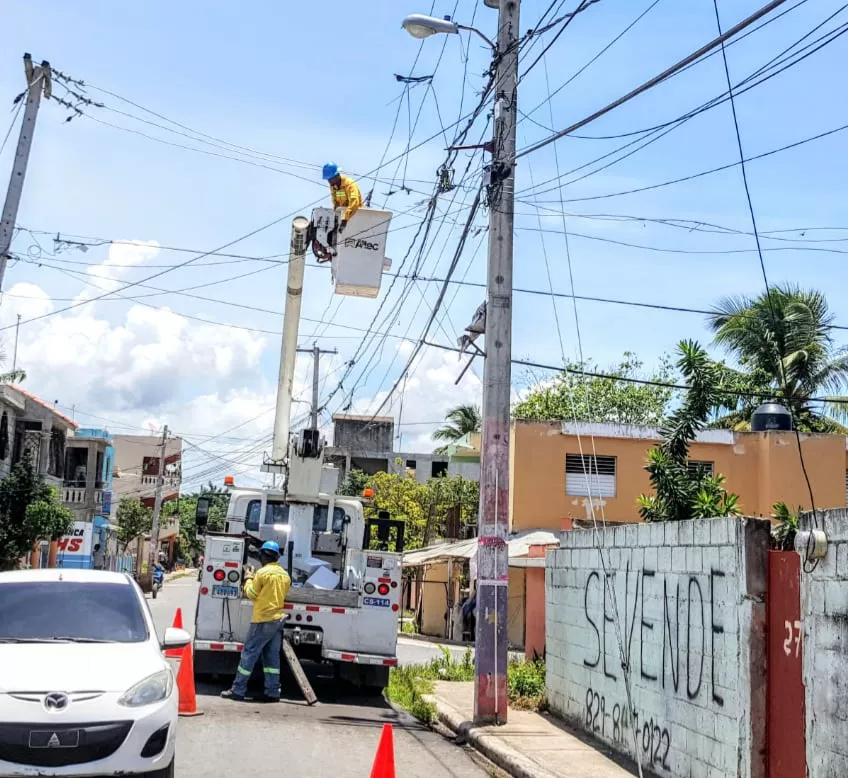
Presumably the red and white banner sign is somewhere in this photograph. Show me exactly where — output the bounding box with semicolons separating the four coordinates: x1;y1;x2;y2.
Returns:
57;522;93;556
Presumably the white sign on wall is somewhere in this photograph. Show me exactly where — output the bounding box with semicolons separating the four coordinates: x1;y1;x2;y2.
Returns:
57;521;93;556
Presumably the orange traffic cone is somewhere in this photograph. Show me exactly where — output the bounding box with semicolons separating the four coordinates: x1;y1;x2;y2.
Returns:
369;724;395;778
165;609;184;658
176;643;203;717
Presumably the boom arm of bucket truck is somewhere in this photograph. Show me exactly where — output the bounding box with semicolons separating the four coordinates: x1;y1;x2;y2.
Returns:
250;207;392;583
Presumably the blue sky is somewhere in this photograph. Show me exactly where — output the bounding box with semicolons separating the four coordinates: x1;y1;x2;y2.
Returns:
1;0;846;488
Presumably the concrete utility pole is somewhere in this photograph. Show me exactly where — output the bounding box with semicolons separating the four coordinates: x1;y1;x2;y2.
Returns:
0;54;51;290
475;0;519;726
297;343;338;430
147;425;169;574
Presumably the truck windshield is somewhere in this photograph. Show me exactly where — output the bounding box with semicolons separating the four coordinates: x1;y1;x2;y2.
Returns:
245;500;290;532
312;506;346;533
0;581;148;643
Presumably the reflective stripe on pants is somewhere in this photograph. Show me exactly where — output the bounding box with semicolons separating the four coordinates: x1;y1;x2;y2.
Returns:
230;620;284;698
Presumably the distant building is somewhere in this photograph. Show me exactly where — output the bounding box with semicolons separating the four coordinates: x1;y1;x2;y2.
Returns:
56;427;114;570
324;414;458;485
111;434;182;570
445;431;481;480
0;384;77;486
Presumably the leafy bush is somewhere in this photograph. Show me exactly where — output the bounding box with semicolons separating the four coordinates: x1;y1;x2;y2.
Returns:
771;501;801;551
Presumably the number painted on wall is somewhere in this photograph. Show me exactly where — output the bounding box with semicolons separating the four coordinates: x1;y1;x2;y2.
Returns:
783;619;802;658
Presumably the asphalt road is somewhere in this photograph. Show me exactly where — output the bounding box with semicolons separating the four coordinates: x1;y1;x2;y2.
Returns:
148;577;488;778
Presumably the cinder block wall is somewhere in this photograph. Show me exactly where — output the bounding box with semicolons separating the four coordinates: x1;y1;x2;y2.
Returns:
800;509;848;778
545;518;769;778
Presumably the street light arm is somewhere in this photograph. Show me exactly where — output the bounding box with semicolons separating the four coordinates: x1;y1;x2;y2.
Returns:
456;24;496;50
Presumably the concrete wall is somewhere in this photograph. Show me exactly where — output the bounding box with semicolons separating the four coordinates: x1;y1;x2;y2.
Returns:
546;518;769;778
332;414;394;453
800;509;848;778
511;421;846;531
448;459;480;481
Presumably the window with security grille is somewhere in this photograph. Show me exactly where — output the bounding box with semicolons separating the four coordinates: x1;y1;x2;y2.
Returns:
565;454;616;497
687;460;715;477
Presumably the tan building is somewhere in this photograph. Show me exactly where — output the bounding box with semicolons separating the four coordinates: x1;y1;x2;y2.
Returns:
510;420;848;531
112;434;182;511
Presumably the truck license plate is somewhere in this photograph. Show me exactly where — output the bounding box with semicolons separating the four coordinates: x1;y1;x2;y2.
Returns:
363;596;390;608
212;584;240;599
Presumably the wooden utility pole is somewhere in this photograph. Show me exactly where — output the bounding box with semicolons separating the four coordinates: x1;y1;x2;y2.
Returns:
0;55;51;289
474;0;519;726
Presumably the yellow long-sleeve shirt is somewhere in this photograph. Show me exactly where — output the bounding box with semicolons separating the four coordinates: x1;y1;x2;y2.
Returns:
244;562;291;623
329;175;362;223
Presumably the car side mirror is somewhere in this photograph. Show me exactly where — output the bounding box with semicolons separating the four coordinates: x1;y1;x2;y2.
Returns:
161;627;191;651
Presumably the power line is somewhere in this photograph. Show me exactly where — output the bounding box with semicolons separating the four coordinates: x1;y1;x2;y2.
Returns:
515;0;791;160
515;13;848;200
0;96;24;159
519;0;808;136
710;0;821;553
423;339;848;405
524;118;848;204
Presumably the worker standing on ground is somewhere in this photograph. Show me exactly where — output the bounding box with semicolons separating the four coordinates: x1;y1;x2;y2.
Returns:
322;163;362;233
221;540;291;702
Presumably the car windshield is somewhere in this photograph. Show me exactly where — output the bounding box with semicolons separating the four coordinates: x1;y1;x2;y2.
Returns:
0;581;148;643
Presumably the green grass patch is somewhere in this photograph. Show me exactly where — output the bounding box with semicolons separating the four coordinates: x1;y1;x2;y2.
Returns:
386;648;547;721
401;620;418;635
507;658;546;711
386;665;437;723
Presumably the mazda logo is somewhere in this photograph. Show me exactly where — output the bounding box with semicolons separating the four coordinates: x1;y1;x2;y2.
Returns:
44;693;69;712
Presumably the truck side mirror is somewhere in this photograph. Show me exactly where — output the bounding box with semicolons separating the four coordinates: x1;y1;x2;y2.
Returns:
196;497;210;533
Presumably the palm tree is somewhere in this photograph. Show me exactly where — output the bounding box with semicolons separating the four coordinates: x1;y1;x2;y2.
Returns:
708;285;848;431
0;342;25;385
432;405;481;454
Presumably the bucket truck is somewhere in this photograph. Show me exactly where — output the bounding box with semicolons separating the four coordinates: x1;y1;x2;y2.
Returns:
192;207;405;692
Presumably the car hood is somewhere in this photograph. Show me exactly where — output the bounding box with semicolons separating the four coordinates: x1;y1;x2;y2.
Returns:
0;642;167;694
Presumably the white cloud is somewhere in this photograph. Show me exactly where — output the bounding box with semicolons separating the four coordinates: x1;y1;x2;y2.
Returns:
0;239;268;424
74;240;161;304
348;344;482;452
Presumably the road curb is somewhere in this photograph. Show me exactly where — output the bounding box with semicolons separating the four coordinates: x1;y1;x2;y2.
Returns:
424;695;562;778
395;632;472;648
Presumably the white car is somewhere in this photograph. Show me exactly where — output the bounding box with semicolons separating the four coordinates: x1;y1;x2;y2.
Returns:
0;568;191;777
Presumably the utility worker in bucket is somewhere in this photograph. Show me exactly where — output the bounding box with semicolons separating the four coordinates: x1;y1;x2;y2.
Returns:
221;540;291;702
322;163;362;234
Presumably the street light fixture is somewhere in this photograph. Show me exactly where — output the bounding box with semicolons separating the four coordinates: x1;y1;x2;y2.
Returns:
401;13;496;49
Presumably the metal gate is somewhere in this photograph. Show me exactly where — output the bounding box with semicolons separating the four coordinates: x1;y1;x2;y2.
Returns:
767;550;806;778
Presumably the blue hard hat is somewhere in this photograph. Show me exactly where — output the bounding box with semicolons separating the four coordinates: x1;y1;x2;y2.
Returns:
322;162;339;180
260;540;280;554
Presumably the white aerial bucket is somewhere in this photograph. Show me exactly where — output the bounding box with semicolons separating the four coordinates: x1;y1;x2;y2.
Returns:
311;207;392;298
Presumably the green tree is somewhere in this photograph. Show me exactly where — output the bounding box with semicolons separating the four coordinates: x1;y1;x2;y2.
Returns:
709;285;848;431
0;455;74;570
433;405;481;454
165;484;229;559
358;470;479;550
115;497;153;552
637;341;741;522
513;352;676;426
338;469;370;497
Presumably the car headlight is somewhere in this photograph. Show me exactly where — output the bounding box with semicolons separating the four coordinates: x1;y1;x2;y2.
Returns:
118;670;173;707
